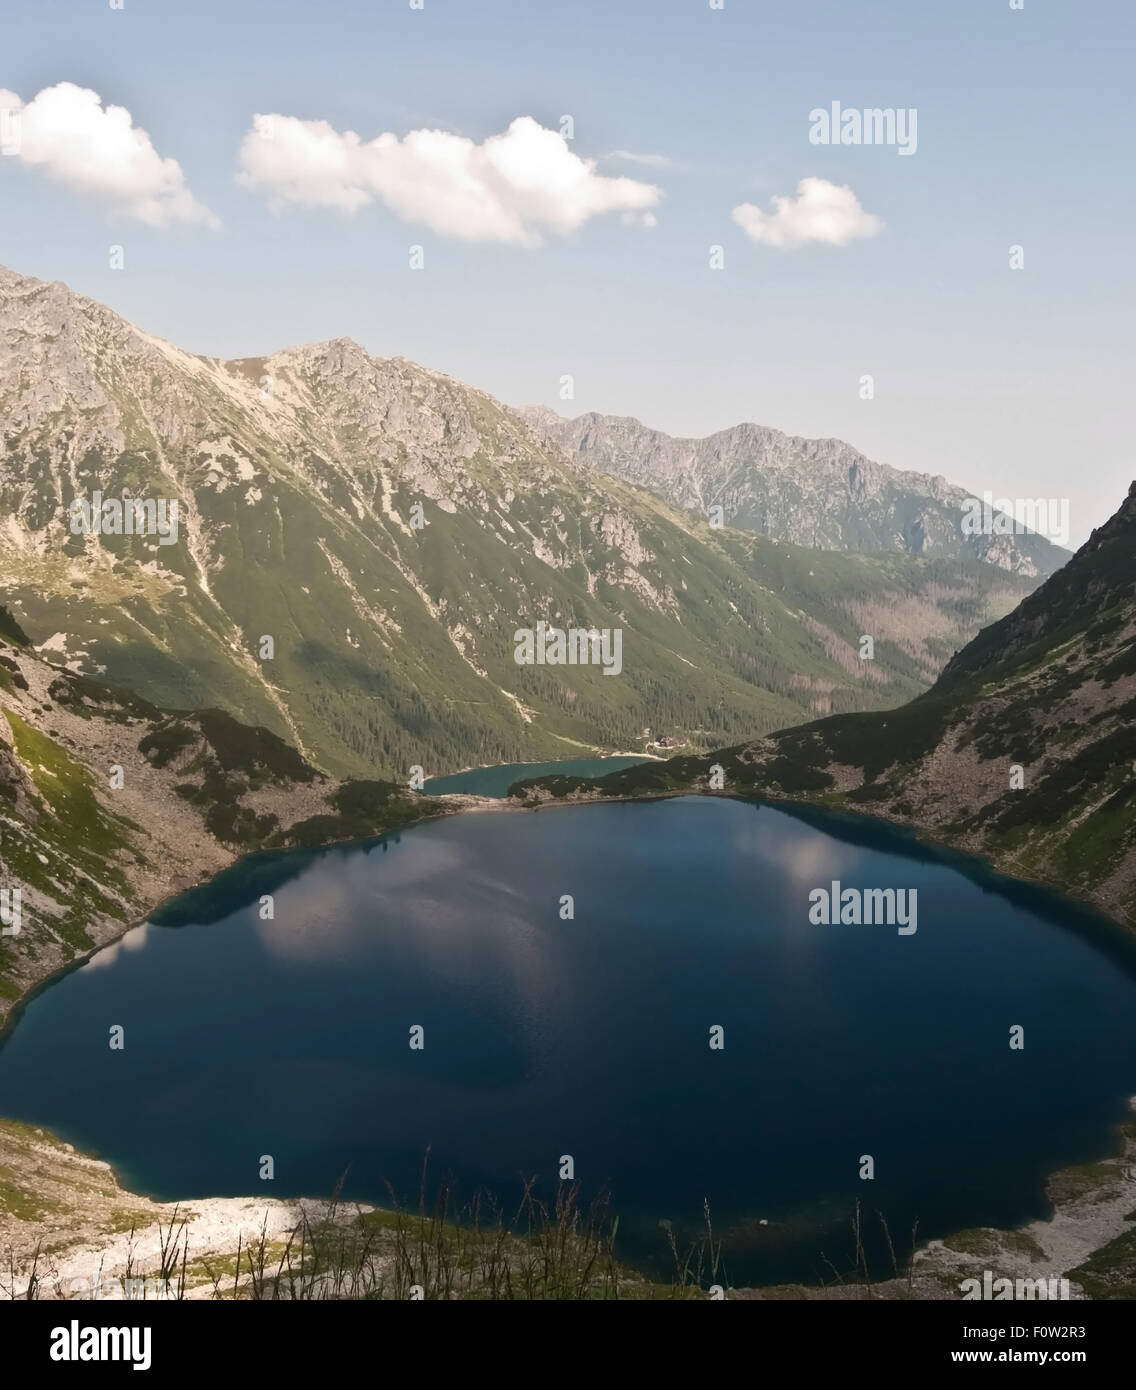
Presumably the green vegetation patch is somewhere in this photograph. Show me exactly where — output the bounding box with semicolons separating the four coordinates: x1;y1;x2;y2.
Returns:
0;604;30;647
48;670;161;722
0;654;28;692
1099;638;1136;685
2;707;129;859
1068;1225;1136;1299
193;709;316;784
271;782;447;850
138;720;197;768
773;692;956;782
988;726;1136;834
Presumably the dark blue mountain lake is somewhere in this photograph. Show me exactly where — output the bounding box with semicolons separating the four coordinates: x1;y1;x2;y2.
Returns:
2;795;1135;1287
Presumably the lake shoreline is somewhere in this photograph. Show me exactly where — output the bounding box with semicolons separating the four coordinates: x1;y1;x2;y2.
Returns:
3;776;1135;1302
2;1098;1133;1301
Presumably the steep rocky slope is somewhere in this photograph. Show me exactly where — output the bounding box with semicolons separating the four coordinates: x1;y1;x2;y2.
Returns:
0;266;1037;776
510;484;1136;927
522;407;1067;577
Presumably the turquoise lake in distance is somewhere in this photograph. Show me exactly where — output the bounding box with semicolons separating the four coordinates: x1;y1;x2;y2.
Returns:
423;755;652;798
1;794;1134;1287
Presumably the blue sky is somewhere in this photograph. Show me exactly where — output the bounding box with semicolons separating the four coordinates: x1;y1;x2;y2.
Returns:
2;0;1133;544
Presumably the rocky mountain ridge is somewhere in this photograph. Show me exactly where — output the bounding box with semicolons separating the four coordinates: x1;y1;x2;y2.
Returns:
0;265;1039;775
521;406;1068;577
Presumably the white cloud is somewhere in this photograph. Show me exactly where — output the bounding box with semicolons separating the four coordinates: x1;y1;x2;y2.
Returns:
0;82;217;228
237;113;662;247
732;177;881;250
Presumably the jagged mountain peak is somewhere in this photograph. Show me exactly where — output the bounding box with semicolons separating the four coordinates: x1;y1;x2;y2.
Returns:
0;268;1044;778
521;404;1065;577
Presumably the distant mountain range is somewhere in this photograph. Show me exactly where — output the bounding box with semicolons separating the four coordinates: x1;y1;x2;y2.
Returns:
0;266;1042;775
510;483;1136;927
521;407;1068;577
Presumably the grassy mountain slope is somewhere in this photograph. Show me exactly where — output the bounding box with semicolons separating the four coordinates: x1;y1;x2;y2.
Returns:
509;484;1136;928
522;406;1068;577
0;266;1037;777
